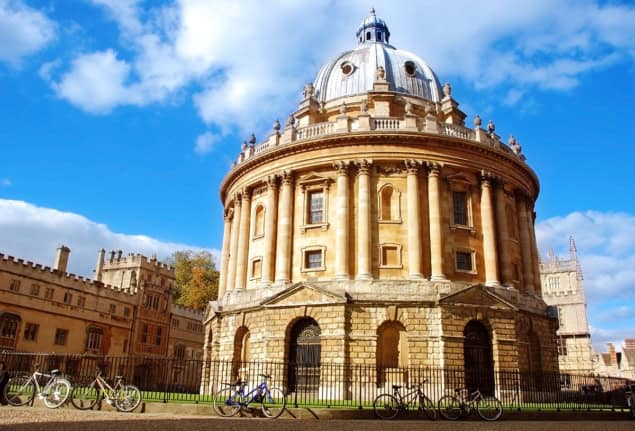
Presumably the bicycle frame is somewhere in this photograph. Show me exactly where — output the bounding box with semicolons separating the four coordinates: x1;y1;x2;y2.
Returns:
392;386;422;408
238;380;269;405
28;371;57;397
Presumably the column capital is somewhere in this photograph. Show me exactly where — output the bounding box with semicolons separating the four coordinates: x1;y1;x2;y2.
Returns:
266;175;279;191
333;160;350;176
426;161;442;176
280;169;294;186
356;159;372;176
240;188;252;203
404;159;421;174
223;207;234;221
514;189;532;204
232;192;242;207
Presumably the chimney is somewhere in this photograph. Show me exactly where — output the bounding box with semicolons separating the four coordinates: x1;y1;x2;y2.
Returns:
607;343;617;365
94;248;105;281
54;245;71;273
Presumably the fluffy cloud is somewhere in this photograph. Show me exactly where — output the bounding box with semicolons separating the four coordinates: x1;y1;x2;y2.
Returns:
0;199;218;278
44;1;635;137
0;0;56;66
194;131;218;155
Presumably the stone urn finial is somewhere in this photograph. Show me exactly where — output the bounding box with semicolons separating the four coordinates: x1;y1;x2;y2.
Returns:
303;82;314;99
487;120;495;134
474;114;482;128
285;114;295;128
443;82;452;97
376;65;385;80
273;119;280;132
248;133;256;146
509;135;522;155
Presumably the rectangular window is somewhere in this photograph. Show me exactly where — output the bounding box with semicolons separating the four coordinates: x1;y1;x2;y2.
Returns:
54;329;68;345
63;292;72;304
77;296;86;307
155;326;162;346
109;304;116;314
456;251;473;271
452;191;468;225
380;245;401;268
557;307;565;329
305;250;323;269
24;323;39;341
124;307;130;317
123;339;128;353
141;324;149;343
251;258;262;279
30;284;40;296
44;288;54;299
548;277;560;289
308;190;324;224
86;329;103;351
172;318;180;328
557;336;568;356
9;279;20;292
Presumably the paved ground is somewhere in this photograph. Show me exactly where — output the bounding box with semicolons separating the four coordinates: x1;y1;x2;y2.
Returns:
1;407;634;431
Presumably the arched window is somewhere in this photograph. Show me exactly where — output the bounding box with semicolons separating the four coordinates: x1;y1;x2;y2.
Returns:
86;325;104;353
287;318;321;392
232;326;250;379
0;312;20;351
379;184;401;222
377;321;408;369
463;320;495;395
254;205;265;238
366;31;371;41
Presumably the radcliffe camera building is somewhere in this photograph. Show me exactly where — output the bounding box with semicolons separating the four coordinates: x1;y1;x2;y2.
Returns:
203;9;558;392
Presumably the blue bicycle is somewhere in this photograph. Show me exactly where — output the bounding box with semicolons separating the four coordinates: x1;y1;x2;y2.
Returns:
213;374;287;418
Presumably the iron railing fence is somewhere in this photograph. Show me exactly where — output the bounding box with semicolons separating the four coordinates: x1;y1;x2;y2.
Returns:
1;351;632;411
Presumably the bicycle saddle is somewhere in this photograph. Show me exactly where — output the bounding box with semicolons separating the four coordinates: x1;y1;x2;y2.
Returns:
114;375;123;380
392;385;402;390
50;369;61;376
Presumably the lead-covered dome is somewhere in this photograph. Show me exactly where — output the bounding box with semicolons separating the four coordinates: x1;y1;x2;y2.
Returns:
313;8;442;103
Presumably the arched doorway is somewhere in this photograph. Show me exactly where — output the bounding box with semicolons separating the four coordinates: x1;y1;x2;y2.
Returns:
376;321;408;385
232;326;250;379
287;318;321;393
463;320;495;395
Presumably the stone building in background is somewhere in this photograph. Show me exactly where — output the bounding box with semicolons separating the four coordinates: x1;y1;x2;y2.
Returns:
539;236;594;374
0;246;204;386
593;340;635;379
203;9;559;395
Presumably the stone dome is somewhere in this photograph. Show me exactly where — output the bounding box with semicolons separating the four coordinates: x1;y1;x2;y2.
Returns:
313;8;443;103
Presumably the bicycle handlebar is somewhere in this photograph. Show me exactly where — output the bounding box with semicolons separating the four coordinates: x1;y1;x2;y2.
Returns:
258;374;271;380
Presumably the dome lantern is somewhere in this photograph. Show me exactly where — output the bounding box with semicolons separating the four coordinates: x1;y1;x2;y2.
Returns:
356;7;390;44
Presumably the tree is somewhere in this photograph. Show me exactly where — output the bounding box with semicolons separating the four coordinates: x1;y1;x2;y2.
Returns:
168;250;219;310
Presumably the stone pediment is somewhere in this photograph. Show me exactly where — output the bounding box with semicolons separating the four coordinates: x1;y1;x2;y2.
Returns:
439;284;516;311
260;282;350;308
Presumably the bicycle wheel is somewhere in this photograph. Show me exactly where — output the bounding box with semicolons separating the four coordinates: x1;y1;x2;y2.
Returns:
4;376;35;406
419;395;437;420
213;387;241;417
373;394;399;420
70;381;100;410
114;385;141;412
477;397;503;421
42;378;71;408
261;387;286;418
438;395;462;420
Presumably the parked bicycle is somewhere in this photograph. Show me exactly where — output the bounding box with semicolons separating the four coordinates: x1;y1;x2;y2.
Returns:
373;380;437;420
3;365;71;408
438;387;503;421
213;373;286;418
70;368;141;412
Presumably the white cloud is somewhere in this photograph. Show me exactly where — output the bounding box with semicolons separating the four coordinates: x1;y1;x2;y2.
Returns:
46;1;635;137
194;131;218;155
1;178;10;186
0;199;219;278
0;0;56;66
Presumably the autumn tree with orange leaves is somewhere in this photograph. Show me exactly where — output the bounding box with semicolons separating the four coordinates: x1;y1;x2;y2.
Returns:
168;250;219;310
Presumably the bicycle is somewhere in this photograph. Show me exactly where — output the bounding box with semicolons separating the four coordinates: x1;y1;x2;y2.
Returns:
438;387;503;421
373;380;437;420
70;368;141;412
3;365;71;408
213;373;286;418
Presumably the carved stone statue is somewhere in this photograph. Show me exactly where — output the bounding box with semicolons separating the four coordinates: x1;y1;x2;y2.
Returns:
405;102;414;115
360;99;368;113
303;83;314;99
285;115;295;128
509;135;522;155
443;82;452;97
487;120;495;134
474;114;482;128
376;66;385;80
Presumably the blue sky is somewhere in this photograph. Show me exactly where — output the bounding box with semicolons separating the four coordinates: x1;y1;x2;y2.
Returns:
0;0;634;351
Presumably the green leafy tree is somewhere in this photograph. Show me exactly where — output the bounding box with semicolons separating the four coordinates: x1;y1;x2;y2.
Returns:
168;250;219;310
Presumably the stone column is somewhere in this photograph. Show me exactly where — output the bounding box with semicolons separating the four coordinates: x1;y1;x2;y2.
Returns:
275;171;294;283
405;160;424;279
226;196;241;292
494;182;513;286
234;189;252;290
218;208;233;298
527;203;542;295
334;161;350;280
480;173;499;286
516;192;535;295
427;163;446;281
356;160;372;280
262;176;279;285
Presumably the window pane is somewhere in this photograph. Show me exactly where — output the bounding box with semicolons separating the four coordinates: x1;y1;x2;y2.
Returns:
456;251;472;271
309;191;324;224
453;191;467;225
305;250;322;269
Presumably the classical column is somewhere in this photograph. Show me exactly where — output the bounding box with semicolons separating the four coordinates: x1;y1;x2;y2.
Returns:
356;160;372;280
427;162;446;280
275;171;294;283
527;203;542;295
494;182;513;286
334;161;350;280
234;189;252;290
218;207;233;298
480;173;499;286
225;195;241;292
262;176;278;284
516;192;535;295
405;160;424;279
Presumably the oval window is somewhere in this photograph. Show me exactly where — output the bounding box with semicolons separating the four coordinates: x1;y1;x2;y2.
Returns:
341;61;355;77
404;61;416;77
